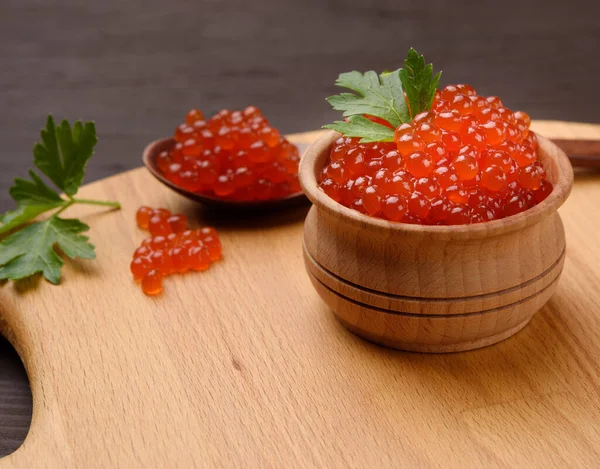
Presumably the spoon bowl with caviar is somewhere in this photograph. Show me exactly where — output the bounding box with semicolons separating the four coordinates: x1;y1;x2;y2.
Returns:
300;48;573;353
143;106;309;210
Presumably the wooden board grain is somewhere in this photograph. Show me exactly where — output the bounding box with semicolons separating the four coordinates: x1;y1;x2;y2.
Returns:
0;121;599;468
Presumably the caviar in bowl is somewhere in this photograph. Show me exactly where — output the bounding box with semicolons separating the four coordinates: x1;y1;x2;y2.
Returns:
300;130;572;352
299;50;573;352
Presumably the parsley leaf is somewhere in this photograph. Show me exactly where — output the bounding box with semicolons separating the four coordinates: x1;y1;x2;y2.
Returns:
33;116;97;196
0;217;95;284
323;49;442;141
0;115;119;284
323;116;395;143
399;48;442;118
0;171;66;235
326;69;410;128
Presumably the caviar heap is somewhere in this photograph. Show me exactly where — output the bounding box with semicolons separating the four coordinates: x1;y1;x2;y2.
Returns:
156;107;301;201
131;206;222;296
320;50;553;225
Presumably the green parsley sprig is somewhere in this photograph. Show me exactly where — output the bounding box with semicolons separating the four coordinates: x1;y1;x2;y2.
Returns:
0;116;120;284
323;48;441;142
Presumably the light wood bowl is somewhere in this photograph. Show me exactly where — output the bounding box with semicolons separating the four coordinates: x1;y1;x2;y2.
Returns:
299;131;574;352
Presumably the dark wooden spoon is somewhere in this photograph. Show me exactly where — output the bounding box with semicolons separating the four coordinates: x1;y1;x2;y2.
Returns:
550;138;600;169
143;138;310;209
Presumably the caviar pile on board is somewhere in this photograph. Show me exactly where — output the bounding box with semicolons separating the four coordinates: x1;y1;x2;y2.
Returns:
156;107;301;201
130;207;222;296
319;49;553;225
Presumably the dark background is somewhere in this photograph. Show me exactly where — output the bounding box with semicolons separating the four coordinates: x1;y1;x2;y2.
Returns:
0;0;599;456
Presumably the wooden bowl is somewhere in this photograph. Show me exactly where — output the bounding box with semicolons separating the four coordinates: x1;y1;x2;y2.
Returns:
143;138;309;210
299;131;574;352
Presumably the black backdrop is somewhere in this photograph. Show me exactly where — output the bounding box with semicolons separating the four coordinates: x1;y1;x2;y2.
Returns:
0;0;599;455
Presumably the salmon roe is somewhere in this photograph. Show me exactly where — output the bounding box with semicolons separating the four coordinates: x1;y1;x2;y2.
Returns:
131;206;222;296
157;107;301;201
319;85;553;225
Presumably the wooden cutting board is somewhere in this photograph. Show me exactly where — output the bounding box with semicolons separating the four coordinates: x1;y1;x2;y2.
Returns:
0;121;599;468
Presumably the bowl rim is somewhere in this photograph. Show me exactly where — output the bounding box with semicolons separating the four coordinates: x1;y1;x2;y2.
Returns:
299;130;574;240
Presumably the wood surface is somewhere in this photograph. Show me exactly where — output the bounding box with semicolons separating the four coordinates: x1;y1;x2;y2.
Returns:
0;122;597;467
2;0;600;452
300;131;573;351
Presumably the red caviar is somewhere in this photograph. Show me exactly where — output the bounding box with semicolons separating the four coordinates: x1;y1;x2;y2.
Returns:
157;107;301;201
131;207;222;295
318;84;553;225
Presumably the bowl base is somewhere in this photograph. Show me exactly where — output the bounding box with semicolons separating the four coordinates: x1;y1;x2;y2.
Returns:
305;244;559;354
336;315;532;353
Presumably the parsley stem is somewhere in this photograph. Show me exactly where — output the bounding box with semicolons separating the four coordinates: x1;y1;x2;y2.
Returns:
53;201;75;218
71;198;121;209
51;198;120;220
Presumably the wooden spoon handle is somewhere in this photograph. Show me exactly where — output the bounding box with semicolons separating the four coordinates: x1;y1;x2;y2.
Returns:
531;121;600;169
550;139;600;168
